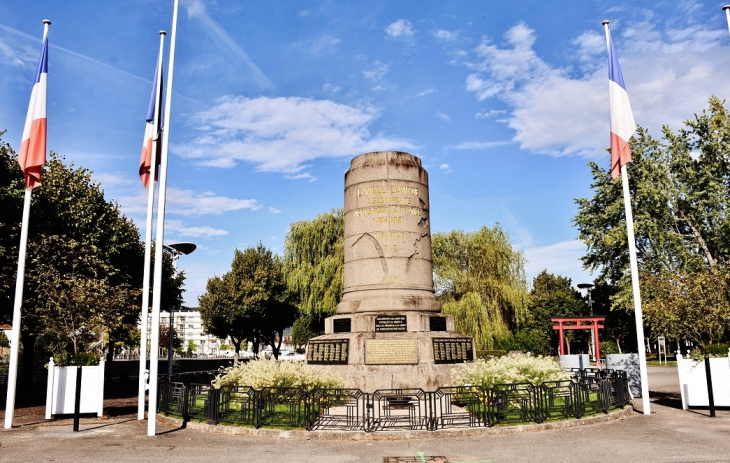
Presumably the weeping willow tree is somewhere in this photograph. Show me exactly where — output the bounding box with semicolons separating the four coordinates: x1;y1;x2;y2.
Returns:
432;225;528;351
283;209;344;317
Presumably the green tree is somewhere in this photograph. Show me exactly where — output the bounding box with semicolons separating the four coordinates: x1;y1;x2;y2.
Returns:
283;209;344;319
516;271;588;355
432;225;528;351
199;244;296;360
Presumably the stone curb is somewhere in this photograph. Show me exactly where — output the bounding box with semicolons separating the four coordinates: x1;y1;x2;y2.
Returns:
157;406;634;441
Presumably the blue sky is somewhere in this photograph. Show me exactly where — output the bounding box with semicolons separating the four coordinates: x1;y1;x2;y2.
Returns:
3;1;730;305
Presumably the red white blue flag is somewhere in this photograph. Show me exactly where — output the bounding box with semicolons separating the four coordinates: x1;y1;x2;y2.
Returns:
139;57;164;188
18;29;49;190
607;28;636;179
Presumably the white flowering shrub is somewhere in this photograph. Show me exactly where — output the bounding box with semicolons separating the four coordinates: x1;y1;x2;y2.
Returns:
452;352;569;388
213;359;345;391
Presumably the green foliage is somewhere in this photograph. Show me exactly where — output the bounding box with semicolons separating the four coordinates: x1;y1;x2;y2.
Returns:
69;352;100;366
0;330;8;348
699;344;730;358
643;268;730;347
475;349;507;360
199;243;297;359
186;339;197;355
283;209;344;317
290;315;323;347
213;358;345;391
599;340;620;356
433;226;528;351
499;329;554;357
451;352;569;388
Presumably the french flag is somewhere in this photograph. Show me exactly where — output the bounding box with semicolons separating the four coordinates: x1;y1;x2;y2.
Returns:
139;57;163;188
18;29;49;190
606;27;636;179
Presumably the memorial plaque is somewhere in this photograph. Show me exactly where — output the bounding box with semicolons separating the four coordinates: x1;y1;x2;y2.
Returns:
432;338;474;364
365;339;418;365
375;315;407;332
307;339;349;364
429;316;447;332
333;318;352;333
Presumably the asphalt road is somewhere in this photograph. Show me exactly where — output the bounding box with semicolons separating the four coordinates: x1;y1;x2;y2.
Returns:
1;366;728;463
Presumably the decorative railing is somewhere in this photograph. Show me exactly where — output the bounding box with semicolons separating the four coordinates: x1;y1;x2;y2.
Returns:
158;369;630;433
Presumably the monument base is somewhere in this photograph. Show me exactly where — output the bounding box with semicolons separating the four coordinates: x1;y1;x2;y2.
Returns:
307;312;475;392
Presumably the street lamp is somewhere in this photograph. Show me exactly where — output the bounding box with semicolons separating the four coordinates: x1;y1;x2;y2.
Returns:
163;242;196;379
577;283;595;360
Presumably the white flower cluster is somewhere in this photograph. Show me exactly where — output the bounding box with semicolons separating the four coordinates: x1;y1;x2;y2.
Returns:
212;359;345;391
452;352;569;388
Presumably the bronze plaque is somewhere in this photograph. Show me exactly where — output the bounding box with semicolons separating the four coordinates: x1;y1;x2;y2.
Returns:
365;339;417;365
433;338;474;364
306;339;349;364
333;318;351;333
375;315;407;332
429;316;447;332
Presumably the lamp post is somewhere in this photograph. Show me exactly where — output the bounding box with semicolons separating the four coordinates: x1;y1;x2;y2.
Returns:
163;242;196;379
577;283;595;360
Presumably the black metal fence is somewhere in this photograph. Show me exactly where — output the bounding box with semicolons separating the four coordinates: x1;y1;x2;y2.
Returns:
158;369;630;432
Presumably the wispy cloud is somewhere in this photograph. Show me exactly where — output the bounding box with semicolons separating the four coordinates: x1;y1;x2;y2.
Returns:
291;35;341;56
451;140;511;150
178;96;416;175
523;240;590;284
183;0;274;90
386;19;415;43
269;206;282;214
439;163;452;173
363;61;390;81
435;112;451;122
166;220;229;238
432;29;459;42
462;20;730;158
119;187;259;217
417;88;436;97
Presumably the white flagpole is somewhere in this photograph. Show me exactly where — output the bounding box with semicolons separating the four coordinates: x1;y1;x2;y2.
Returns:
723;6;730;37
603;21;651;415
4;19;50;430
138;30;166;421
148;0;178;437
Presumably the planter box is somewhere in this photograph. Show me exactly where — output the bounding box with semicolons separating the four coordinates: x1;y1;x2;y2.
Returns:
45;358;105;419
606;353;642;398
676;353;730;409
559;354;591;370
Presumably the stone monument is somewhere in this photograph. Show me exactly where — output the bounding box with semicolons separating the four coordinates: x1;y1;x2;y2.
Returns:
306;151;475;391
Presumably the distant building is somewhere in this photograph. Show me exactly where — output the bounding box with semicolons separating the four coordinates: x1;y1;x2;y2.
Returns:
1;323;14;348
146;307;227;355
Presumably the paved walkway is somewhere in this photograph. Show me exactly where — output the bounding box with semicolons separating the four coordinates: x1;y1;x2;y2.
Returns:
1;367;728;463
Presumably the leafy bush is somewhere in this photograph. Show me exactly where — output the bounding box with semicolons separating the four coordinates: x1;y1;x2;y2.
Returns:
0;330;9;348
690;343;730;360
212;359;345;391
600;340;619;356
69;352;100;366
452;352;569;388
476;349;507;359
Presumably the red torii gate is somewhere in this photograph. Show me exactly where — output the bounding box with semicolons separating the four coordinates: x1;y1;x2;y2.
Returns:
551;316;605;360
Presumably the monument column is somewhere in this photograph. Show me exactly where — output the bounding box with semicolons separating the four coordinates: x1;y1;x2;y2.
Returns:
307;151;475;392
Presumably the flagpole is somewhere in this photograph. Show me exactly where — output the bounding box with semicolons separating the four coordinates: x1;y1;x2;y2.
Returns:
138;30;166;421
603;20;651;416
4;19;50;430
148;0;178;437
4;189;32;429
723;6;730;37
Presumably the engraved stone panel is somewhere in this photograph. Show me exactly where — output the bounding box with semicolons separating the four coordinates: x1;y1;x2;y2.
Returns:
333;318;352;333
432;338;474;364
374;315;407;332
306;339;349;364
365;339;418;365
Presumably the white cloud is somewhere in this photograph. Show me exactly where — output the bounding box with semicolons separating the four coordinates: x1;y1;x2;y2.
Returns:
435;112;451;122
432;29;458;42
292;36;341;56
178;96;416;174
166;220;229;238
439;163;452;173
475;109;506;119
363;61;390;81
386;19;415;42
417;88;436;97
523;240;591;285
323;82;340;93
463;21;730;158
269;206;282;214
119;187;259;217
92;172;136;187
451;140;511;151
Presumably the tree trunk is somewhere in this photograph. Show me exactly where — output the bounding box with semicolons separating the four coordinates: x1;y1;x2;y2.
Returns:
616;338;622;354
